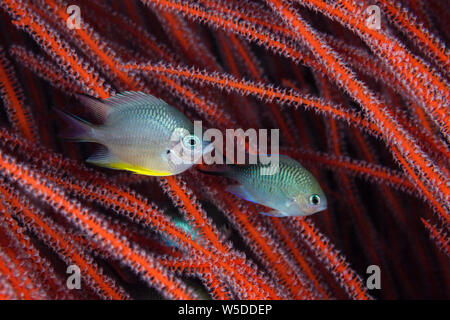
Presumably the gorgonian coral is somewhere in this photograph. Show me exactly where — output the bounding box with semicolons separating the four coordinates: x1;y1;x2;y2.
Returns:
0;0;448;299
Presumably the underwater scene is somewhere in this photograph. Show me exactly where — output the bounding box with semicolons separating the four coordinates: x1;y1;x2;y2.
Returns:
0;0;448;301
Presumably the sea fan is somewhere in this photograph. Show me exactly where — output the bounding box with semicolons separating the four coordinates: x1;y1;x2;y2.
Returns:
0;0;448;300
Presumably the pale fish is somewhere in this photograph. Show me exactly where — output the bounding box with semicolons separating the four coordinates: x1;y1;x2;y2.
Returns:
57;91;213;176
200;155;327;217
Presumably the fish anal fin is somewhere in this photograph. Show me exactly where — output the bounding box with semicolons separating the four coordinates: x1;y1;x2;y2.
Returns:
86;148;118;166
225;184;259;204
87;149;173;176
118;165;173;176
258;210;287;218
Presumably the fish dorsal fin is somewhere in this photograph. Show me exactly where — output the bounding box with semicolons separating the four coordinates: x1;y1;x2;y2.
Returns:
101;91;169;110
77;94;112;123
278;154;303;168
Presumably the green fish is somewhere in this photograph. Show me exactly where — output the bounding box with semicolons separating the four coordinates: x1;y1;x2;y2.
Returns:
161;214;231;249
57;91;213;176
200;155;327;217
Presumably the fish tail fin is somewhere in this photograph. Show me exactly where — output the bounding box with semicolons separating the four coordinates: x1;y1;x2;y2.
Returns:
54;107;96;142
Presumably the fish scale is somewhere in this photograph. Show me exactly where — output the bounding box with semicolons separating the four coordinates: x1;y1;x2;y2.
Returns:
203;155;327;217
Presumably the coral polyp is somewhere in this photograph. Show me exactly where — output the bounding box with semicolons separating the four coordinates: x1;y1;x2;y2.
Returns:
0;0;448;300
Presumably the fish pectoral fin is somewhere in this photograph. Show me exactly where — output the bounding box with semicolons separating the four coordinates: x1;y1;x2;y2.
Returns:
202;141;215;155
86;149;173;176
258;210;287;218
225;184;259;204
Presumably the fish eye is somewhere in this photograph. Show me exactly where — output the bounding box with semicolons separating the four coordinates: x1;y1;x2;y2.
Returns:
183;135;200;149
309;194;320;205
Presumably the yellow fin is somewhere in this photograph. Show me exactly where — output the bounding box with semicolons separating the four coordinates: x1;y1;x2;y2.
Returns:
86;148;173;176
106;162;173;176
89;160;172;176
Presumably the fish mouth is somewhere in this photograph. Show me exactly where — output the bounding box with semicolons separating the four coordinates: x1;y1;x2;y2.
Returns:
312;203;327;214
298;202;327;215
318;199;328;212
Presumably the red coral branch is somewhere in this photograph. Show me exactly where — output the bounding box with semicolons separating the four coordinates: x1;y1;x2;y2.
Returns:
0;47;38;142
292;218;372;300
0;0;447;300
421;218;450;257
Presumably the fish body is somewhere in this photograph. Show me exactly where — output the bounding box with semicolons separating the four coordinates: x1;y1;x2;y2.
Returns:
58;91;213;176
203;155;327;217
162;216;231;249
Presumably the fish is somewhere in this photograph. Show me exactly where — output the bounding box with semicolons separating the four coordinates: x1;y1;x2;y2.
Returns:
56;91;213;176
161;215;232;249
199;155;327;217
